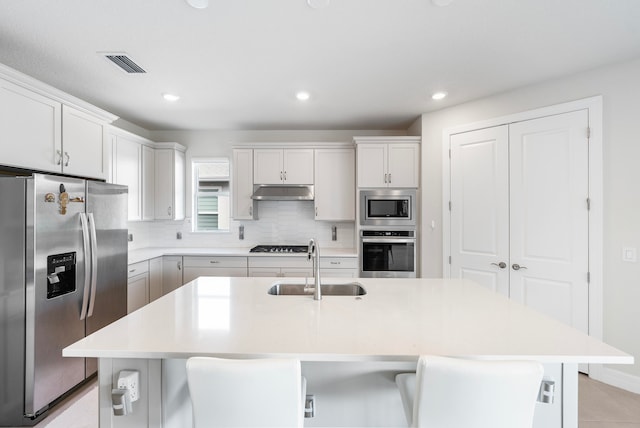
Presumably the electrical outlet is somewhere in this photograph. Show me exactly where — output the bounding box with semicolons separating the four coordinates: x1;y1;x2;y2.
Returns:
117;370;140;402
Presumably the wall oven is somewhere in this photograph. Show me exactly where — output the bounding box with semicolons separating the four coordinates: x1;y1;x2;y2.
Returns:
360;189;416;227
359;230;416;278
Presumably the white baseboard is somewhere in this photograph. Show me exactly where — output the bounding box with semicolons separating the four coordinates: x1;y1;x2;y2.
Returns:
589;364;640;394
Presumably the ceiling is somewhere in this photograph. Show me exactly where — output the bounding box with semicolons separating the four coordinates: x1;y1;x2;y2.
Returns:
1;0;639;131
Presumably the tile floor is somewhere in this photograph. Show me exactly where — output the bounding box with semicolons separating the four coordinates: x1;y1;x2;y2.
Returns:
19;374;640;428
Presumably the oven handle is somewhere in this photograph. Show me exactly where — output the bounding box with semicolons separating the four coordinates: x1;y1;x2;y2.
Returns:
361;238;416;244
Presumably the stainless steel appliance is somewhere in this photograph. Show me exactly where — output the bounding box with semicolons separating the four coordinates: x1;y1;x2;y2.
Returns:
359;230;416;278
0;174;127;426
360;189;416;227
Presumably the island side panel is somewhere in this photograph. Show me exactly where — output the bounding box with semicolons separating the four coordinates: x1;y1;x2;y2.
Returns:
98;358;162;428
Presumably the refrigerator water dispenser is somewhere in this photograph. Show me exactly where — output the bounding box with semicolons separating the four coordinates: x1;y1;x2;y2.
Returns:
46;252;76;299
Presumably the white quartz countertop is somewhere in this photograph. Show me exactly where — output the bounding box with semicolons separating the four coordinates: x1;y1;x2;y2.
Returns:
128;247;358;264
64;277;633;364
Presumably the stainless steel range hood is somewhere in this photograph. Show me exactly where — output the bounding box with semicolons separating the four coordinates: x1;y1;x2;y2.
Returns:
251;185;314;201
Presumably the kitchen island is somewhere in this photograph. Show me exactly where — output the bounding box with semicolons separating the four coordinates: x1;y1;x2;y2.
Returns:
64;276;632;427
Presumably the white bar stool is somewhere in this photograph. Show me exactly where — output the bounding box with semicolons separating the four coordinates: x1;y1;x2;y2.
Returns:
186;357;306;428
395;355;543;428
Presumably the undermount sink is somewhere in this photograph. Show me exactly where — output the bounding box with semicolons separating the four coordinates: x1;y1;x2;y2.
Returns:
268;282;366;296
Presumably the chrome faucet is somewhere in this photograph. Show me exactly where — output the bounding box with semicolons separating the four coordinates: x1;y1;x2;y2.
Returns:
307;238;322;300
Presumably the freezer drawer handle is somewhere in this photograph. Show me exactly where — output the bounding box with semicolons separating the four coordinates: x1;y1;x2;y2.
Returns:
79;213;91;320
87;213;99;317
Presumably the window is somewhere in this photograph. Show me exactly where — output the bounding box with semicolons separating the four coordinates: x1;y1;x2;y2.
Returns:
193;158;230;232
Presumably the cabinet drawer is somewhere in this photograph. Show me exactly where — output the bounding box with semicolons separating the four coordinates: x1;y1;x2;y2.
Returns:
320;257;358;269
183;256;247;268
248;256;312;269
127;261;149;278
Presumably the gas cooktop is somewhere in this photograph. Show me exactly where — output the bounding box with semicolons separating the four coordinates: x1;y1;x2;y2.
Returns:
249;245;308;254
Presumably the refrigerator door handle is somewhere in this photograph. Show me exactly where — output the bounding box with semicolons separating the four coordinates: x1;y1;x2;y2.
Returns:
87;212;99;317
79;213;91;320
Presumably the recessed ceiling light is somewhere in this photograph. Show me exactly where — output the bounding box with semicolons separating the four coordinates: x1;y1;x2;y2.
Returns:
186;0;208;9
432;91;448;100
296;91;311;101
307;0;330;9
163;93;180;102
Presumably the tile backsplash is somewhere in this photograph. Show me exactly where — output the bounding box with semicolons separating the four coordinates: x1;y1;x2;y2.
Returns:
128;200;356;250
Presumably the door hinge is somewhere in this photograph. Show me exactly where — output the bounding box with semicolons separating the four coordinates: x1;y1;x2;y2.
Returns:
587;127;591;139
587;271;591;283
587;197;591;210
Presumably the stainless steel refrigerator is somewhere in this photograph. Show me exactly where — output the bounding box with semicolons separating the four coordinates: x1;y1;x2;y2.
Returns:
0;173;127;426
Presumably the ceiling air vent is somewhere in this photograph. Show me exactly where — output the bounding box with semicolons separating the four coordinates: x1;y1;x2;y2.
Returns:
102;53;146;74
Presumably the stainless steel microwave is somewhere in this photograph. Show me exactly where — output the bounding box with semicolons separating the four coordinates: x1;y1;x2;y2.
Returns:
359;189;416;227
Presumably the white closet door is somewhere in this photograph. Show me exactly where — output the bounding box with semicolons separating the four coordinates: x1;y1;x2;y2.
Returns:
509;110;589;334
450;126;510;295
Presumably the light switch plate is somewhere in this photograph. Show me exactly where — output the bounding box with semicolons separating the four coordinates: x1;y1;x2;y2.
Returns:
622;247;637;263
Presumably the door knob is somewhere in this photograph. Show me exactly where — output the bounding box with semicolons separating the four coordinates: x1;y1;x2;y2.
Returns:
512;263;528;271
491;262;507;269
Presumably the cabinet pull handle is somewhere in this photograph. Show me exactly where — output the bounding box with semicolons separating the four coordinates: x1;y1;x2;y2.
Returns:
56;150;62;166
388;173;391;183
315;206;318;217
249;206;253;216
330;261;340;265
384;173;388;183
280;171;283;180
168;206;172;216
284;171;287;181
491;262;507;269
512;263;528;271
210;260;220;264
129;269;136;273
178;261;182;270
64;152;70;167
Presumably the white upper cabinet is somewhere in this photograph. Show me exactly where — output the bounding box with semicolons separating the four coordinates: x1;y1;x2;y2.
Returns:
314;148;355;221
113;133;143;221
355;137;420;188
0;67;117;178
254;148;314;184
154;144;186;221
0;79;62;173
232;149;256;220
61;105;108;180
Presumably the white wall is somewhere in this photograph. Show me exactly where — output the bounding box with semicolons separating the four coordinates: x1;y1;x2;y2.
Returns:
420;58;640;381
127;129;405;251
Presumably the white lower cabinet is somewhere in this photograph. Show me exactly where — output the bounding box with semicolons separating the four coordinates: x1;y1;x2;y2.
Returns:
127;261;149;314
149;257;163;303
162;256;184;295
182;256;248;282
320;257;358;278
248;256;313;277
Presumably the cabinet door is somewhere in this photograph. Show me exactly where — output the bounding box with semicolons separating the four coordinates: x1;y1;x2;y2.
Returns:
281;268;313;277
283;149;314;184
155;149;185;221
357;144;387;188
248;268;281;277
253;149;284;184
62;105;108;179
162;256;183;295
142;145;155;221
0;79;62;173
114;137;142;221
127;273;149;314
232;149;256;219
149;257;163;302
315;149;355;220
387;144;419;188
